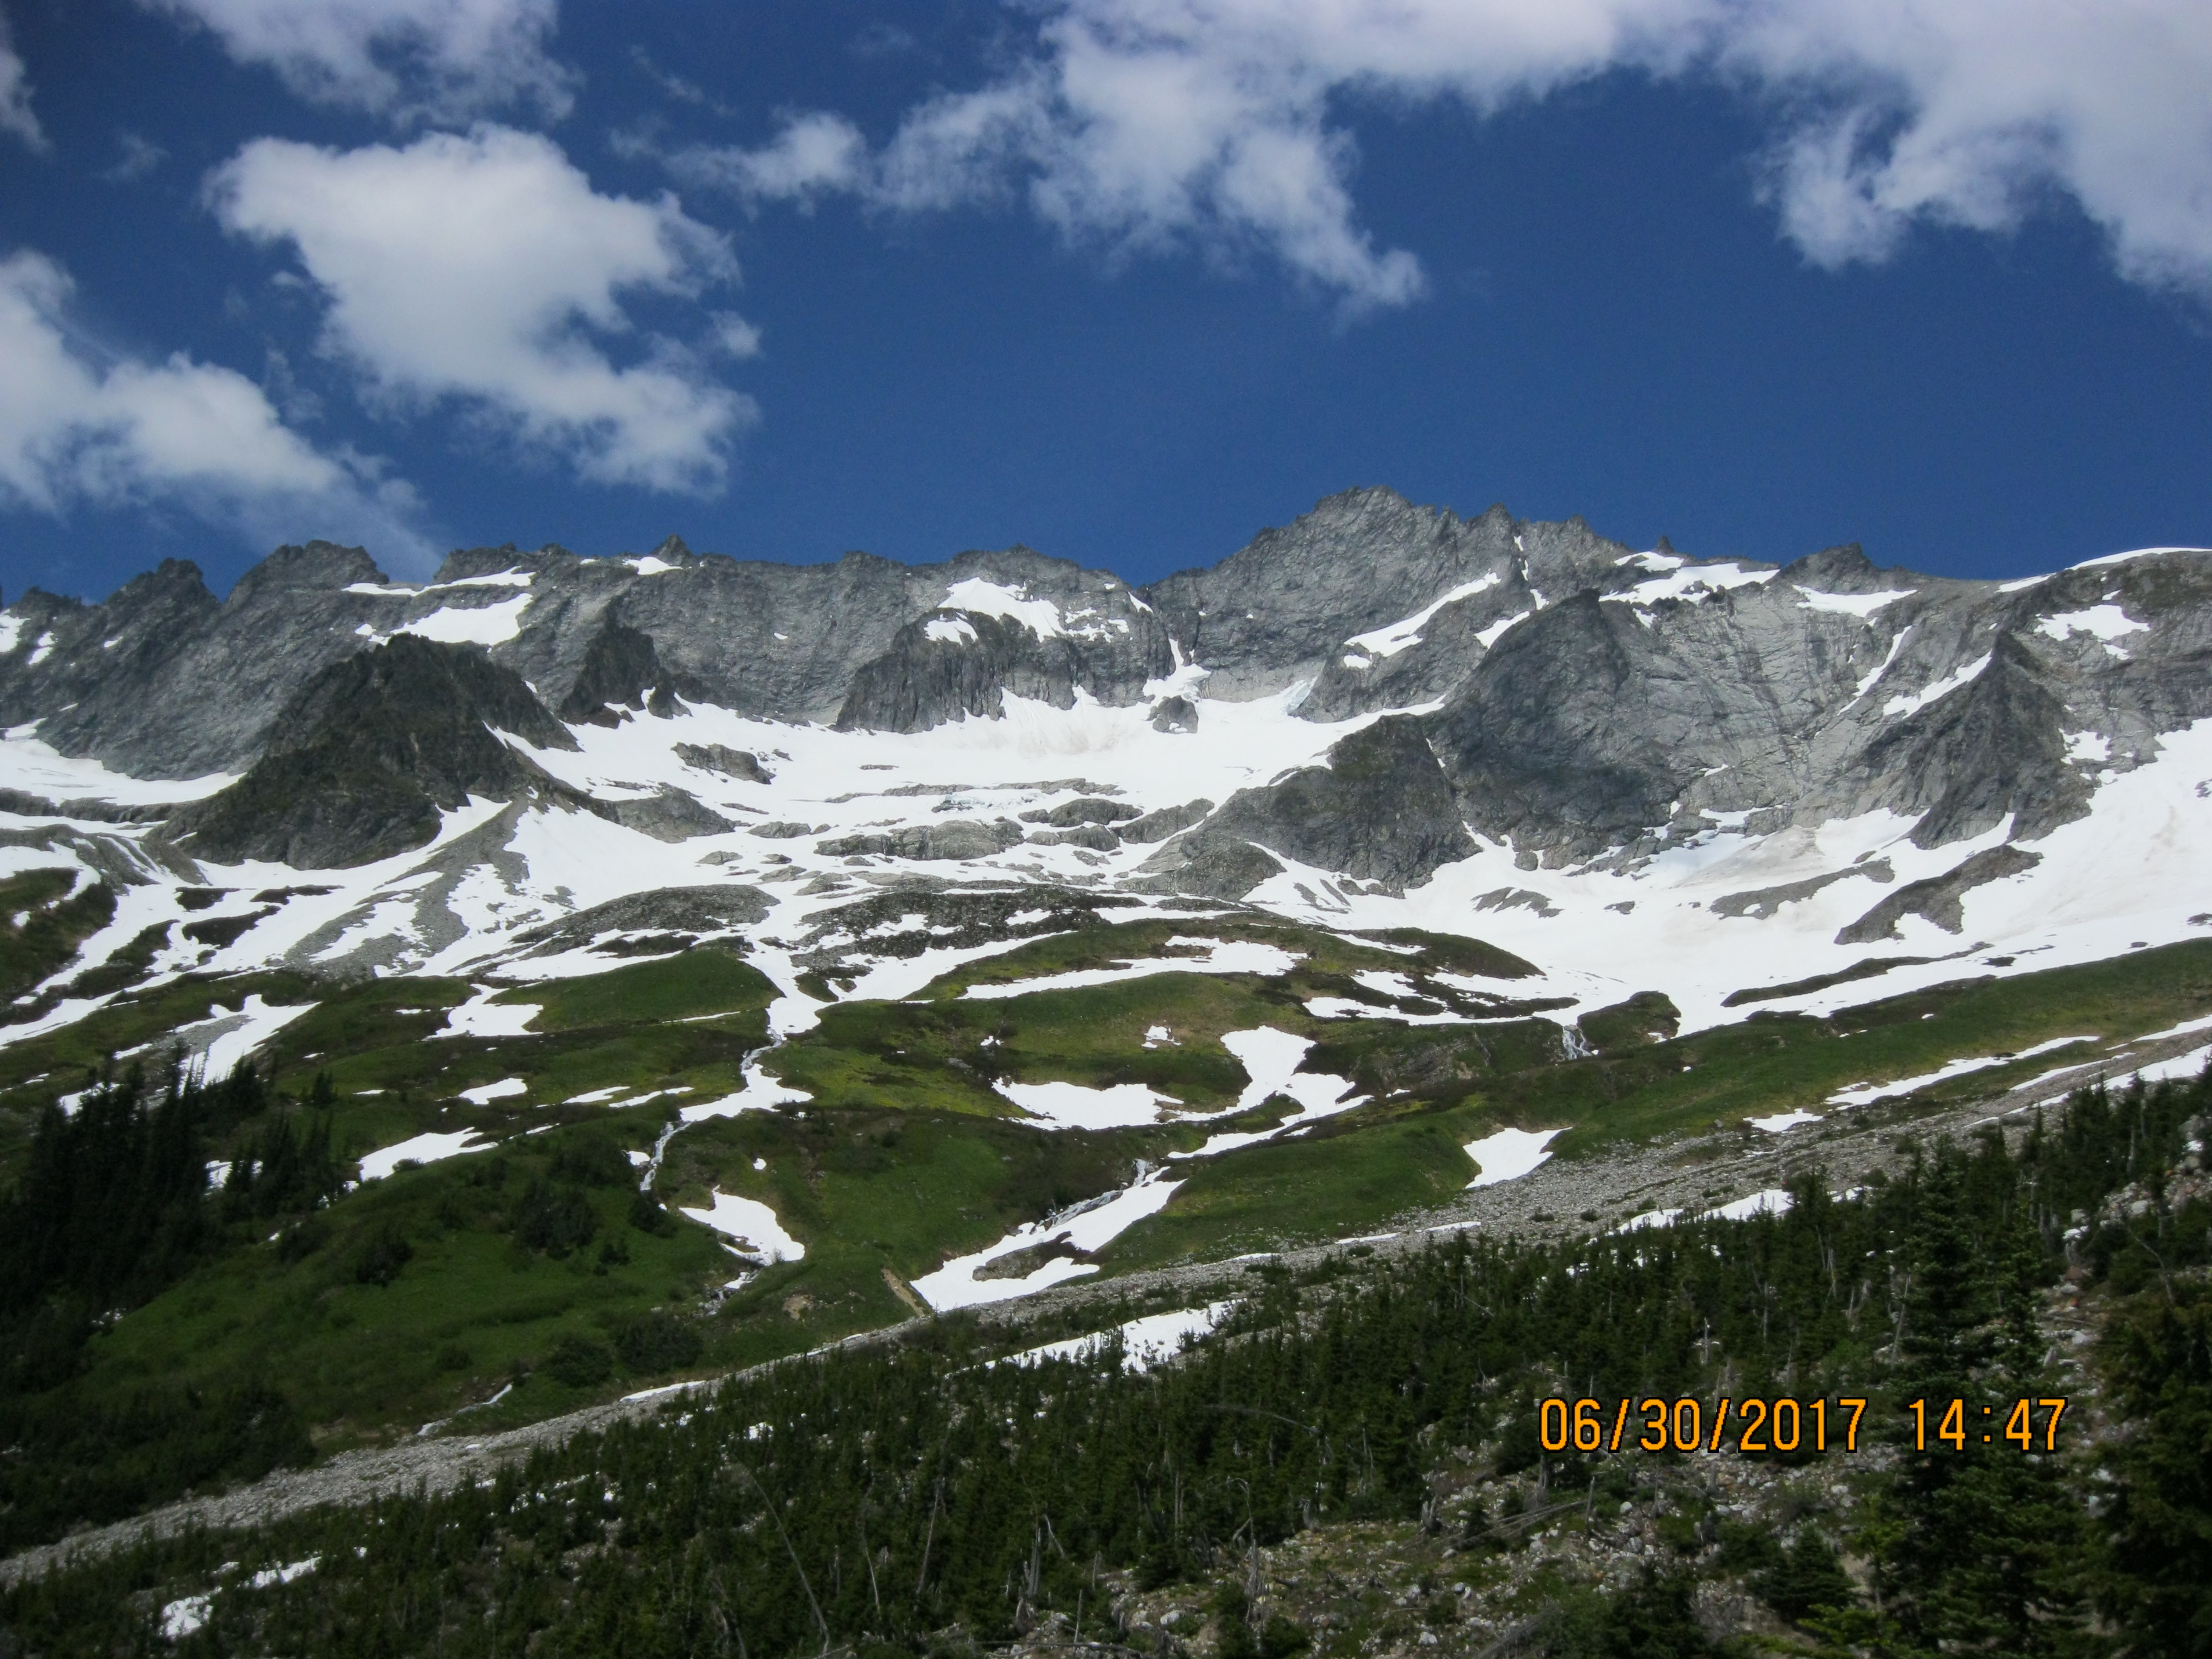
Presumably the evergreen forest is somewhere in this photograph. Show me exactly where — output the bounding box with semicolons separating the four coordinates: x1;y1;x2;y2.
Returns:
2;1070;2208;1657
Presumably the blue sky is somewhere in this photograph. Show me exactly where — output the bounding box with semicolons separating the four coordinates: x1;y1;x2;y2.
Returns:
1;1;2210;605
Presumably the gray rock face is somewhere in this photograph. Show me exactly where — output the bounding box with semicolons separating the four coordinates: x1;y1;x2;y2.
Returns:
602;788;734;842
1119;800;1215;844
672;743;772;783
1020;798;1141;828
165;635;581;869
559;613;675;726
1710;860;1894;920
834;555;1172;733
1426;593;1695;862
1138;488;1633;712
1142;716;1475;898
815;820;1025;861
9;487;2212;890
1835;846;2043;943
506;885;771;959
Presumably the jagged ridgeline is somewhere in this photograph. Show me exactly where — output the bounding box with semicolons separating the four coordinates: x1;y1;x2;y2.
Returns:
5;1076;2208;1657
3;489;2212;1580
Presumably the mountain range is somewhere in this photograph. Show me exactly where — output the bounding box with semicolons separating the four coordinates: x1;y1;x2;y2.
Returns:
4;485;2206;1019
3;484;2211;1478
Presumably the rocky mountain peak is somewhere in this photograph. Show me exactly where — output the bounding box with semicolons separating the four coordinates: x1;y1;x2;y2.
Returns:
228;540;384;598
165;634;580;869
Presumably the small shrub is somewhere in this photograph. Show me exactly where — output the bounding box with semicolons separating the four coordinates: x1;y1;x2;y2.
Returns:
628;1188;678;1236
551;1138;631;1188
1758;1532;1856;1623
614;1311;703;1374
273;1216;328;1263
513;1181;597;1256
350;1224;412;1287
543;1333;615;1388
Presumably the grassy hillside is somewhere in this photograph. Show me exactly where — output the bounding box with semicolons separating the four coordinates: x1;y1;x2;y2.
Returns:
1;917;2209;1553
8;1070;2207;1656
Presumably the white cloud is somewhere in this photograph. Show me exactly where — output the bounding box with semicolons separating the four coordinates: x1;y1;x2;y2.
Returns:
0;249;432;565
210;126;752;494
670;110;868;209
104;131;170;183
141;0;571;121
0;8;45;150
674;0;2212;309
1721;1;2212;294
711;312;763;360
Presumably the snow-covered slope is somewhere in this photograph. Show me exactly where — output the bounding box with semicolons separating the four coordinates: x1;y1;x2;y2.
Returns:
2;489;2210;1076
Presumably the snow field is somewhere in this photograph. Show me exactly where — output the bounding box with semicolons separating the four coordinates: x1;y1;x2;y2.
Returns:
1462;1126;1562;1188
359;1130;496;1181
911;1170;1183;1310
677;1190;806;1264
994;1300;1238;1373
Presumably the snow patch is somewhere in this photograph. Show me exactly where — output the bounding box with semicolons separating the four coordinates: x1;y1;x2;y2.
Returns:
924;617;977;646
1794;586;1914;618
1826;1035;2094;1107
360;1130;495;1181
1343;573;1502;659
364;593;532;648
994;1078;1181;1130
459;1077;527;1105
1608;562;1776;605
2068;545;2210;571
997;1301;1235;1372
434;987;540;1038
1474;610;1531;649
939;578;1064;638
1883;653;1990;720
2130;1044;2212;1085
2036;605;2148;652
1707;1188;1794;1221
678;1190;805;1263
679;1063;812;1122
1174;1027;1367;1159
911;1168;1181;1309
1463;1125;1561;1188
251;1557;320;1589
161;1596;213;1639
964;937;1301;1000
173;995;317;1079
1749;1110;1822;1133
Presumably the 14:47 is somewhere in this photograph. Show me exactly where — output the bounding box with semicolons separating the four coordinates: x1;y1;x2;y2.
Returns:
1908;1397;2068;1451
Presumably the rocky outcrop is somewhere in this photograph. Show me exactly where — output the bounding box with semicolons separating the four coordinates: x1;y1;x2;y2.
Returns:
1142;717;1474;897
1120;800;1215;844
674;743;772;783
164;636;582;868
506;885;771;958
816;820;1025;860
1139;490;1623;709
1835;845;2043;943
1020;798;1141;828
834;558;1172;733
1426;595;1695;863
603;789;734;842
559;613;680;726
